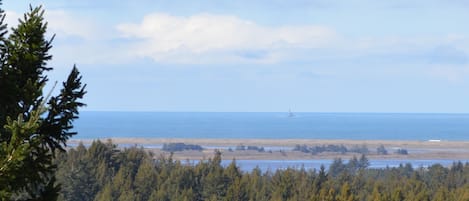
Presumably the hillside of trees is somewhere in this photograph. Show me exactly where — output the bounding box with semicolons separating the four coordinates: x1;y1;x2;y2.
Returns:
54;140;469;201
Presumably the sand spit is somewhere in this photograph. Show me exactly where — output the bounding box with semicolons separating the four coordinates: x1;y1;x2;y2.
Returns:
69;138;469;161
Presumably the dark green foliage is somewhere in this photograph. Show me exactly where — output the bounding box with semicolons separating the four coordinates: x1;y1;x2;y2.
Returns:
293;144;355;154
162;142;203;152
396;148;408;155
235;145;245;150
55;142;469;201
0;2;86;200
349;144;369;154
377;144;388;155
329;158;346;178
246;145;265;152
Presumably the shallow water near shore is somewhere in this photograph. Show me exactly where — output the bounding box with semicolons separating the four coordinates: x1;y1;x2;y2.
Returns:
196;159;469;172
75;111;469;140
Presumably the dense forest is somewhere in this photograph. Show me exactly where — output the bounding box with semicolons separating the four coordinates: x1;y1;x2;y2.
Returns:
55;140;469;201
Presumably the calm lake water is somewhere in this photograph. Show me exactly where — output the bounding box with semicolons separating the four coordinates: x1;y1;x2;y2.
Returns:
218;159;469;172
74;112;469;140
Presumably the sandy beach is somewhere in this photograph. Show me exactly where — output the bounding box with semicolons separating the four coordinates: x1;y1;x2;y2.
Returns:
69;138;469;161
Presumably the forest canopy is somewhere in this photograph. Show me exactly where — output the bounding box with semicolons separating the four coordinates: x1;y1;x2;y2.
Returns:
55;140;469;201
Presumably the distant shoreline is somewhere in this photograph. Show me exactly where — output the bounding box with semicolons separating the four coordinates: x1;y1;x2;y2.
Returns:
68;138;469;161
69;137;469;148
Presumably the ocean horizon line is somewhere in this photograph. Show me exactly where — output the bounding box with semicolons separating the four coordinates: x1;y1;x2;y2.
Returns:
79;110;469;115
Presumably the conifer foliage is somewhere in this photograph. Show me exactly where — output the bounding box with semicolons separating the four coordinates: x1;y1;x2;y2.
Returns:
55;141;469;201
0;2;86;200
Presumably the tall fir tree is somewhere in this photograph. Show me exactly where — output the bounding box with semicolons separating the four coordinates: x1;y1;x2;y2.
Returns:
0;2;86;200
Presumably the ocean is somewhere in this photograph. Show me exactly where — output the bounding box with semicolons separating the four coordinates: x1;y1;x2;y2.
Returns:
74;112;469;140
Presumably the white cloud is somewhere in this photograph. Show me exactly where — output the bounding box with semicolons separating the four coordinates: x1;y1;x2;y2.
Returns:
115;12;469;65
7;9;469;67
116;13;338;63
45;10;102;40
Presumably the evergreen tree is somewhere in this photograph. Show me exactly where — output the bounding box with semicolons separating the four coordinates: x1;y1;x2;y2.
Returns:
59;159;98;201
271;169;295;200
370;184;383;201
358;154;370;170
0;2;86;200
337;183;357;201
93;183;112;201
134;157;158;201
329;158;346;178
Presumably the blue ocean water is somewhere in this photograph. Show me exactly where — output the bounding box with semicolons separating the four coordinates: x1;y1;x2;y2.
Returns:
73;112;469;140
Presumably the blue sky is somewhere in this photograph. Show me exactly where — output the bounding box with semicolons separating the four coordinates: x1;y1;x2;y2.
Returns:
3;0;469;112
